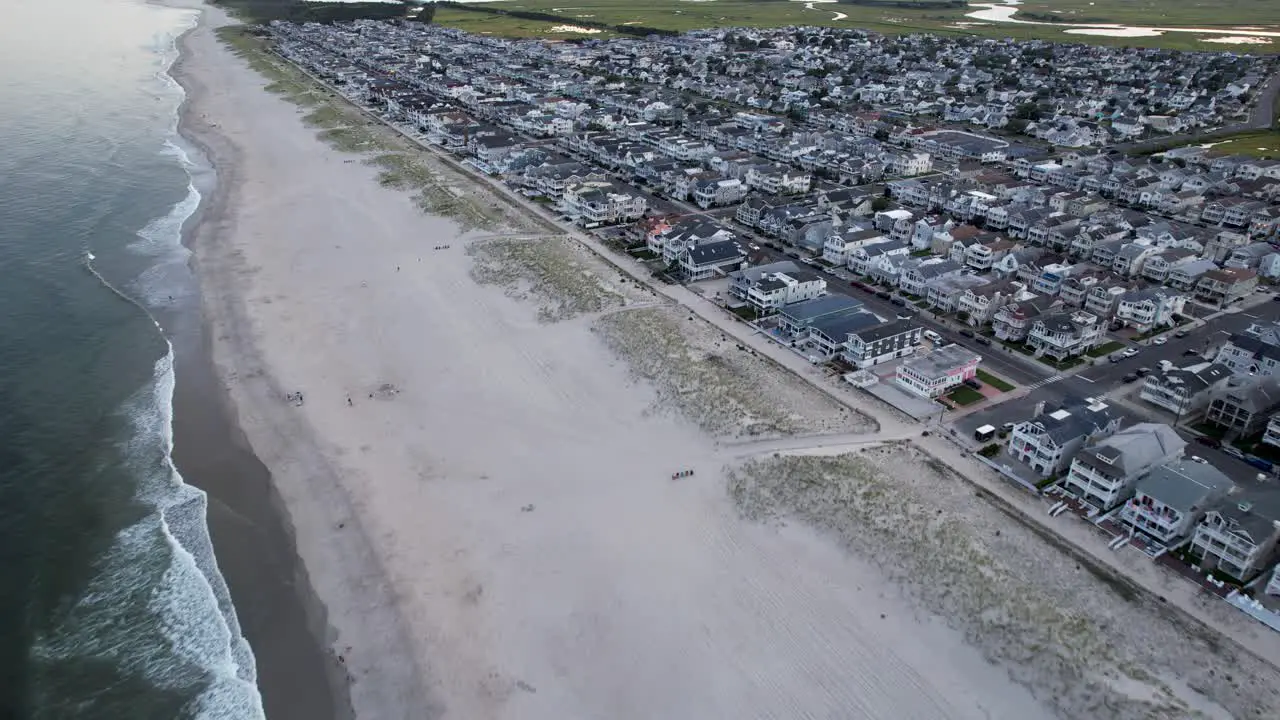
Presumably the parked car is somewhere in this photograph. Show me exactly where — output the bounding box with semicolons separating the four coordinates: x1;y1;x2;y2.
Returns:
1136;367;1152;377
1109;354;1123;363
1122;373;1139;383
875;290;891;300
976;337;992;346
890;297;906;306
1152;337;1167;345
1121;347;1139;359
964;378;982;390
1174;329;1190;339
1245;454;1274;472
1001;422;1016;432
1223;446;1245;459
1194;436;1222;449
1183;348;1201;357
923;330;943;344
959;329;975;338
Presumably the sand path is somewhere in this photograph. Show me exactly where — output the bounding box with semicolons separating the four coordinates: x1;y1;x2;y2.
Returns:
181;8;1054;720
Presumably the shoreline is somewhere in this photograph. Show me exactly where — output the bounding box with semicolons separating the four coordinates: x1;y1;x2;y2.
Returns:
166;4;355;719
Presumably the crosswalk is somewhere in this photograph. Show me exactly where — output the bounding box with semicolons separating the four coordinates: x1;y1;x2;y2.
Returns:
1024;373;1065;391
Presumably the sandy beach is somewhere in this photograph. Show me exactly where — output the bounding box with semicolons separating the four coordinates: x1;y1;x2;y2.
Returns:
175;7;1053;720
174;4;1280;720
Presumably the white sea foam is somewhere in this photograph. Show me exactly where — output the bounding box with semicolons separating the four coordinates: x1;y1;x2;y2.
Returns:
144;348;265;719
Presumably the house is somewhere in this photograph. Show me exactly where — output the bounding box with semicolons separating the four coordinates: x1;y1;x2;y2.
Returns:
1140;248;1198;284
842;319;923;368
776;294;866;338
680;240;747;282
1111;243;1158;278
1139;363;1232;419
1191;489;1280;582
993;296;1057;343
895;344;982;399
1224;242;1274;270
647;217;736;263
956;279;1020;326
728;260;801;303
1006;399;1122;477
805;309;887;360
692;178;748;209
926;274;990;313
559;181;648;228
1028;310;1103;360
1061;423;1186;511
1214;323;1280;375
1115;288;1186;333
1083;281;1129;320
1167;259;1218;291
1205;376;1280;435
822;228;884;267
735;268;826;313
1119;459;1234;545
964;237;1017;272
898;260;963;297
1195;268;1257;308
848;239;910;276
1265;414;1280;449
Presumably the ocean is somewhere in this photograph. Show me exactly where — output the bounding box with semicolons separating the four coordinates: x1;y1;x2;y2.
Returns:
0;1;264;717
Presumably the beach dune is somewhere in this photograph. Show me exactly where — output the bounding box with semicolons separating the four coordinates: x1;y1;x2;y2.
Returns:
178;8;1058;720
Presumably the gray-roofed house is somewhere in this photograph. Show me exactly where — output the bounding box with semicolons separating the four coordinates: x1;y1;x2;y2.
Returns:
1190;487;1280;582
1028;310;1103;360
1206;376;1280;435
1062;423;1186;511
842;319;923;368
898;259;963;297
734;267;825;313
728;260;801;301
1119;459;1234;545
680;239;747;282
1115;288;1187;333
1008;398;1122;477
1139;363;1232;419
805;309;885;360
1214;323;1280;376
776;294;866;338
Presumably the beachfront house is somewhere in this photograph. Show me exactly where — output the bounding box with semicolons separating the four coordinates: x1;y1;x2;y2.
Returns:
894;344;981;399
1061;423;1186;511
1007;399;1121;478
1190;490;1280;582
1119;459;1234;545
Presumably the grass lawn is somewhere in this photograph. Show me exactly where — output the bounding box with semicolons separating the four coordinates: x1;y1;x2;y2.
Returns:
947;386;985;406
432;6;620;39
975;369;1016;392
1041;355;1086;371
435;0;1275;51
1087;340;1125;358
1205;130;1280;160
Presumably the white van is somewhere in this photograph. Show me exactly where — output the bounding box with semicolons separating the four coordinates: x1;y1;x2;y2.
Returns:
923;330;943;344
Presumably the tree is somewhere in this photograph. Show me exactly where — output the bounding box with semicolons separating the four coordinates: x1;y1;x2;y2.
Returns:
871;197;891;212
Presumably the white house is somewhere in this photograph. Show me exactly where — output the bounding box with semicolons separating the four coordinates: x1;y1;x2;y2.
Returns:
895;344;981;398
1007;399;1121;477
738;269;827;314
1139;363;1233;419
1115;289;1186;333
1191;493;1280;581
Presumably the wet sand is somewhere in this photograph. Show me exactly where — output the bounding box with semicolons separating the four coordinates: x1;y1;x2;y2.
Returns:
167;6;352;719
